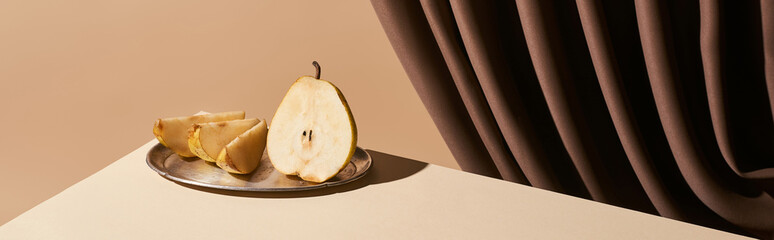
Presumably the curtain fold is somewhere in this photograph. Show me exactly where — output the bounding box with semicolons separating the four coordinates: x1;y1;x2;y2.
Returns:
767;0;774;124
419;0;532;184
370;0;503;179
577;0;685;219
372;0;774;237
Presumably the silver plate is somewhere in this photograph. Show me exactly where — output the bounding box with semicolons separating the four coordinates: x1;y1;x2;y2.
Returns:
146;143;371;192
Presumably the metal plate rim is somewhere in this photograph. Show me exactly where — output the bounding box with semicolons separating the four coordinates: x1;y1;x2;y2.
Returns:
146;143;371;192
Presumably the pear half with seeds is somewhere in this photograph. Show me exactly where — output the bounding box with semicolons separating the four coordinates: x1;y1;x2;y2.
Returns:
153;111;245;157
188;118;260;162
216;120;268;174
267;61;357;183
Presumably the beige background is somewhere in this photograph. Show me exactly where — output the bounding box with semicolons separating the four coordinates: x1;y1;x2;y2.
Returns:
0;0;458;226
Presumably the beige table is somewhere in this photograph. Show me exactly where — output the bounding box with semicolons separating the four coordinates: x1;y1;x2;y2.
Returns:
0;140;748;239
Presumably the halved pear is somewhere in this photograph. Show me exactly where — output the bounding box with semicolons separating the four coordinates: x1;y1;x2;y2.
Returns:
153;111;244;157
216;120;268;174
188;118;260;162
267;61;357;183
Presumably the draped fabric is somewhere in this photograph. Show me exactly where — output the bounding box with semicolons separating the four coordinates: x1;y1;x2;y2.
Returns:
370;0;774;238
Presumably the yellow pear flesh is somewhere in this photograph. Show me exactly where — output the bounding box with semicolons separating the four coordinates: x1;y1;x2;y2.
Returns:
152;111;244;157
216;120;268;174
267;76;357;183
188;118;260;162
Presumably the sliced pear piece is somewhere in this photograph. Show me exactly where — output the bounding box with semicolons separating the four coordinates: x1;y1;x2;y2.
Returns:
267;61;357;183
152;111;244;157
216;120;268;174
188;118;260;162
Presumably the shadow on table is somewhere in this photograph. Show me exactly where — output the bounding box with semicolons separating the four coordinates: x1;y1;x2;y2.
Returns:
175;149;428;198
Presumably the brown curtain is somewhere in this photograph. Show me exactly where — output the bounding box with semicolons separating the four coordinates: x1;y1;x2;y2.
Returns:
371;0;774;238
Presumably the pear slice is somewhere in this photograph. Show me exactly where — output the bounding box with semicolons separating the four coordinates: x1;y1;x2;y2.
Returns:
216;120;268;174
188;118;260;162
153;111;244;157
267;61;357;183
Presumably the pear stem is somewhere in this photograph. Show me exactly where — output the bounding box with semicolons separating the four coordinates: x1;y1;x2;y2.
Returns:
312;61;321;79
